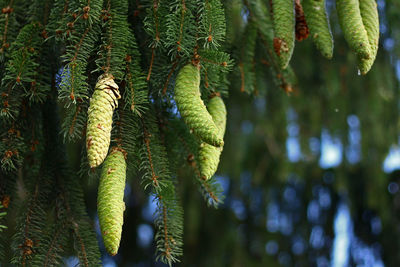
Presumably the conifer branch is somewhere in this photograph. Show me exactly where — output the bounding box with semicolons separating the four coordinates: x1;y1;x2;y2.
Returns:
61;190;90;267
239;62;245;92
143;122;160;188
0;0;14;54
0;22;42;121
40;96;100;266
165;0;196;58
123;52;148;116
39;217;68;267
199;0;225;49
139;110;183;265
179;134;223;207
164;119;224;208
147;48;155;81
12;178;48;267
151;0;160;47
58;0;103;103
162;60;178;95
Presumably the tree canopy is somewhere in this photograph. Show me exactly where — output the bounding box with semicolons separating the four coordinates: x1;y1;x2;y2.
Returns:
0;0;400;266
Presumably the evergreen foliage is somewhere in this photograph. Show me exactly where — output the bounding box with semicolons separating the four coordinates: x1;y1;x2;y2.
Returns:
0;0;396;265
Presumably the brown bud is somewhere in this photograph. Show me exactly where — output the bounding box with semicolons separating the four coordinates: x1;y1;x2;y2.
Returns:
1;6;13;14
187;153;195;163
2;195;10;208
24;239;34;248
41;30;48;39
124;54;132;62
83;6;90;13
4;150;13;158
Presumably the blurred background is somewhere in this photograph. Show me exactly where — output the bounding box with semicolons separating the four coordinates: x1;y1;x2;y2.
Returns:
58;0;400;266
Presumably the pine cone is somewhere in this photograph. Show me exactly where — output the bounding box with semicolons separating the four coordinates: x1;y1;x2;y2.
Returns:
295;0;309;41
174;64;223;147
303;0;334;59
199;95;227;180
98;147;126;256
271;0;296;69
86;73;120;168
336;0;372;60
358;0;379;74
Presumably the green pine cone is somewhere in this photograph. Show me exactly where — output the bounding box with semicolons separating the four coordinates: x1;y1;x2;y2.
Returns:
336;0;372;60
358;0;379;74
199;95;227;180
303;0;334;59
271;0;295;69
98;147;127;256
86;73;121;168
174;64;223;147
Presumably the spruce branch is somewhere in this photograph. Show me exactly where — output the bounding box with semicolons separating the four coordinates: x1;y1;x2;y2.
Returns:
162;59;179;95
111;97;141;173
60;100;88;142
139;109;183;265
0;0;26;58
123;37;148;115
167;119;224;207
143;0;168;80
96;0;129;80
57;0;103;104
198;0;226;49
165;0;197;59
42;97;101;266
11;181;49;266
143;0;164;49
31;208;69;267
0;22;42;121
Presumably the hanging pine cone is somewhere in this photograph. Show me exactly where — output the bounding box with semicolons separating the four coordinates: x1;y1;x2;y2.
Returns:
174;63;223;147
98;147;127;256
358;0;379;74
336;0;371;60
199;94;226;180
86;73;120;168
271;0;296;69
303;0;334;59
295;0;309;41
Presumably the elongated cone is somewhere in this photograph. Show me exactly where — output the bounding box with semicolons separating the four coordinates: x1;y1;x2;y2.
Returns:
358;0;379;74
271;0;296;69
98;147;126;256
199;95;227;180
303;0;334;59
336;0;372;60
86;73;120;168
174;63;223;147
